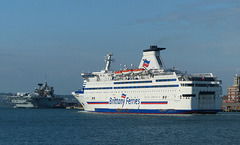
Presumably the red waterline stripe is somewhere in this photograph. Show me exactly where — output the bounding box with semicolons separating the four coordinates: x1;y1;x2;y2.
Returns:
87;102;109;104
141;102;168;104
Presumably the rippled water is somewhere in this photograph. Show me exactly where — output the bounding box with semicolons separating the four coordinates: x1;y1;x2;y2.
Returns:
0;107;239;145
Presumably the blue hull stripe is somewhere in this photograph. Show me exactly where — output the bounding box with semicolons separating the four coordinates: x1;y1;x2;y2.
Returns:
141;101;168;104
75;91;84;94
93;108;222;114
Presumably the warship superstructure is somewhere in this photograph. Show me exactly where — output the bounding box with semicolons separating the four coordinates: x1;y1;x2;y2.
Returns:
10;81;63;108
72;45;222;114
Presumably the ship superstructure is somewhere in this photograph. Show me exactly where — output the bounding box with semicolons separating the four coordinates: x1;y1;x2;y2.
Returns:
72;46;222;114
10;81;64;108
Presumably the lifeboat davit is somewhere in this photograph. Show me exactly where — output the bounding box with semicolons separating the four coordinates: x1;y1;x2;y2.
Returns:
122;69;133;75
132;68;145;74
114;71;122;76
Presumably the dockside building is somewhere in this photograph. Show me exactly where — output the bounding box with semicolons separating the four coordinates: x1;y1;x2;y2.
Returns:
227;74;240;102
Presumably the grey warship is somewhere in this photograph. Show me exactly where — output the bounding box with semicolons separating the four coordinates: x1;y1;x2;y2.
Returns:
10;81;64;108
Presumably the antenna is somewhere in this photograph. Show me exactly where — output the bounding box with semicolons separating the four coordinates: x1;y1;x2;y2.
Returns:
44;74;47;86
131;64;133;69
124;65;127;70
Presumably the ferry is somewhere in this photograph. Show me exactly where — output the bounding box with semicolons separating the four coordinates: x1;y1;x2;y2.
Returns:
72;45;222;114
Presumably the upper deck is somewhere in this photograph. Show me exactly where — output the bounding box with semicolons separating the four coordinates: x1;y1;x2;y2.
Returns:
80;45;221;86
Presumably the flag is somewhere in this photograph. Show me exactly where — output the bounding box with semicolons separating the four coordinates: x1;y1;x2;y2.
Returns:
121;93;126;98
142;60;150;68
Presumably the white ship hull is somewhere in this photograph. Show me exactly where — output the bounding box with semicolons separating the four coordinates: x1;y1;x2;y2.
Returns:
12;98;62;108
72;74;222;114
14;102;35;108
72;46;222;114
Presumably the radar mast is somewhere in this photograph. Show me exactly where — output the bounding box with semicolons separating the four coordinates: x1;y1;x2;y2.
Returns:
105;53;114;71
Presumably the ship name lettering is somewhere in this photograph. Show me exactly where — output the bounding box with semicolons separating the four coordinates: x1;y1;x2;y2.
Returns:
126;97;140;105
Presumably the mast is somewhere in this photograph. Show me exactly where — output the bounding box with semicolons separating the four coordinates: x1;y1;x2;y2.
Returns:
105;53;114;71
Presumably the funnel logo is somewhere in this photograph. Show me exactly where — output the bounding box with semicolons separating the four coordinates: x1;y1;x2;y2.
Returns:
142;59;150;68
121;93;126;98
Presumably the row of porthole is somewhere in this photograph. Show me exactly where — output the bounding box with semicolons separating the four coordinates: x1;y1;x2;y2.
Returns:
84;89;178;94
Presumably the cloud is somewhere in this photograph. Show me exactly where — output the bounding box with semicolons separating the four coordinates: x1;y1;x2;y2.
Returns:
135;1;240;29
133;1;240;57
154;35;185;46
0;52;16;57
136;14;162;24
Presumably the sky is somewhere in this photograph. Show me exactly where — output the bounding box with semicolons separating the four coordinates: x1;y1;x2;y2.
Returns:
0;0;239;95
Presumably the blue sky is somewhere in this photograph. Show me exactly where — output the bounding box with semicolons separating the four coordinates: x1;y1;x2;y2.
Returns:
0;0;239;95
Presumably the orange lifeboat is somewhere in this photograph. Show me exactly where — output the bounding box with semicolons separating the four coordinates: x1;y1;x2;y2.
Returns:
122;69;133;75
132;68;145;74
114;71;122;76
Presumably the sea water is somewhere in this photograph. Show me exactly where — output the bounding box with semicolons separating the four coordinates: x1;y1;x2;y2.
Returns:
0;107;239;145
